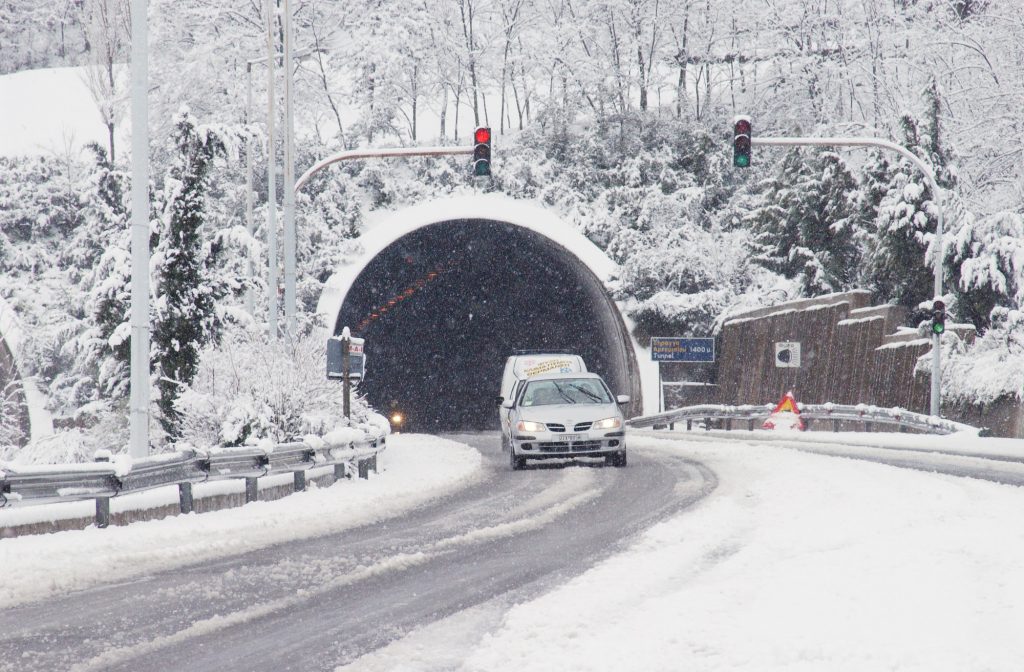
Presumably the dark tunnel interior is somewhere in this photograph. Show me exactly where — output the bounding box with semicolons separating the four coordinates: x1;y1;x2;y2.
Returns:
335;219;641;432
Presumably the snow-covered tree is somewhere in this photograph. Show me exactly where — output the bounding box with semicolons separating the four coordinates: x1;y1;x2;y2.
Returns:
83;0;128;163
152;109;231;439
947;211;1024;329
175;324;373;447
748;149;862;296
865;113;945;309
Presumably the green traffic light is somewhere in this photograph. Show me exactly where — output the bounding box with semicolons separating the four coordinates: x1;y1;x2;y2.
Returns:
932;322;945;335
473;160;491;177
734;154;750;168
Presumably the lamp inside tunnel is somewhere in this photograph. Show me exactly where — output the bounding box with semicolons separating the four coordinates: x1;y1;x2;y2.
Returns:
335;219;641;432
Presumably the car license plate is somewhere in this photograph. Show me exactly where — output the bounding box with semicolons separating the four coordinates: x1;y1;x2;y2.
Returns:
558;434;583;442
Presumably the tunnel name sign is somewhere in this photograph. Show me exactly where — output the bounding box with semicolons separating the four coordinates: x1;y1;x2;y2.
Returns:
327;336;366;380
650;337;715;363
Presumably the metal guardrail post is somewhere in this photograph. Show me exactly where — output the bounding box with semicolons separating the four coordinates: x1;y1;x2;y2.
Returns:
686;419;692;431
294;471;306;492
334;463;347;481
832;419;839;432
704;417;711;431
748;419;755;431
245;477;259;503
369;454;377;474
358;459;369;479
179;482;193;514
95;497;110;528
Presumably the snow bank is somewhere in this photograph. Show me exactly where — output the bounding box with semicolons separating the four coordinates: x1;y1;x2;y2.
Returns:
0;434;483;608
456;435;1024;672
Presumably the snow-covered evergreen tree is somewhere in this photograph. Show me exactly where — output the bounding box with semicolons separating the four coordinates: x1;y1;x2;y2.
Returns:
866;116;942;309
748;149;862;296
62;143;128;279
152;109;230;439
947;211;1024;329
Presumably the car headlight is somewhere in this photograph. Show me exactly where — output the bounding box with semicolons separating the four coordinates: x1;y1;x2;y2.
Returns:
592;417;621;430
517;420;547;432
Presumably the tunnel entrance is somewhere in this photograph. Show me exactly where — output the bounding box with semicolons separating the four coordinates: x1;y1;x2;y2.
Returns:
335;219;640;432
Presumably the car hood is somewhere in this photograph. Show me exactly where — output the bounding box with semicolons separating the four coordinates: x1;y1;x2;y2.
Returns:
516;403;621;425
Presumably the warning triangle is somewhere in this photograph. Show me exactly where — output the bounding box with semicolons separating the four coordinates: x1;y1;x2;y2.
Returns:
762;390;805;431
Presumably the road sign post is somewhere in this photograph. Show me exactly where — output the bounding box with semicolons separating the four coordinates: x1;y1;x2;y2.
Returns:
650;337;716;413
342;332;350;420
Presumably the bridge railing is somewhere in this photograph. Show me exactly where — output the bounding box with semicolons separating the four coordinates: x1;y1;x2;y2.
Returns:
627;403;979;436
0;430;387;528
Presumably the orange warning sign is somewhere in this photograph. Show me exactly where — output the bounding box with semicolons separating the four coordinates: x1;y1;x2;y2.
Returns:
762;390;805;431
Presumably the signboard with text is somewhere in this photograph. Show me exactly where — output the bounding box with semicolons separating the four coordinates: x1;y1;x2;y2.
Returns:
650;337;715;363
327;336;366;380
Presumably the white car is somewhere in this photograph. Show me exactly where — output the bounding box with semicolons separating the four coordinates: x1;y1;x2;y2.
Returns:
497;352;587;450
501;371;629;470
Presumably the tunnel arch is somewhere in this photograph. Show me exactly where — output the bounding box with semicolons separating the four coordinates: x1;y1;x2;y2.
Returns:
317;195;658;431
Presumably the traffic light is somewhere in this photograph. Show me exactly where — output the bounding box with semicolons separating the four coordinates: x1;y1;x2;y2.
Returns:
733;116;752;168
931;299;946;335
473;126;491;176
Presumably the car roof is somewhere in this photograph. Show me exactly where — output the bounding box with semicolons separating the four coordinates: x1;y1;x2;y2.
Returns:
524;371;603;382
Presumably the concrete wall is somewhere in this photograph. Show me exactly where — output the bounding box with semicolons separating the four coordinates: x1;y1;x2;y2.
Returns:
714;291;1018;435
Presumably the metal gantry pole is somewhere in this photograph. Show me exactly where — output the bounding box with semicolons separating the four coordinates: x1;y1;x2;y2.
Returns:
282;0;297;335
128;0;150;459
294;145;476;194
752;136;945;417
264;0;279;338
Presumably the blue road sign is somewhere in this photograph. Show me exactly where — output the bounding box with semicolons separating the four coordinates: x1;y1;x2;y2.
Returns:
650;337;715;363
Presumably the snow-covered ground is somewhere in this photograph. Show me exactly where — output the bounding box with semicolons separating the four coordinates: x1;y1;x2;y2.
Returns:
0;434;483;608
343;434;1024;672
0;66;112;157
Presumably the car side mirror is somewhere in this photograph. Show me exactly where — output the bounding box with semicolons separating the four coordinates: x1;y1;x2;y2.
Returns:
495;396;504;407
616;395;631;405
501;399;515;410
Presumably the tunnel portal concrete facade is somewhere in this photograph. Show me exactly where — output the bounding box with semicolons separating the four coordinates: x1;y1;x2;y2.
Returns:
317;196;656;431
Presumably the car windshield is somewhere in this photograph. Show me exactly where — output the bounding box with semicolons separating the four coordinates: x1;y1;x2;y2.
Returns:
520;378;612;406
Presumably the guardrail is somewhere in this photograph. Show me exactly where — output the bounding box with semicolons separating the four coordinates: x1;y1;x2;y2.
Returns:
0;430;387;528
627;403;979;436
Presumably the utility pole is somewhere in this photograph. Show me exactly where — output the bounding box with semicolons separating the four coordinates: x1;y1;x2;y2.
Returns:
128;0;149;459
749;133;946;417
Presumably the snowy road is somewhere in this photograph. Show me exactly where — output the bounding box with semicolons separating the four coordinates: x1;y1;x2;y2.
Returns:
0;433;715;672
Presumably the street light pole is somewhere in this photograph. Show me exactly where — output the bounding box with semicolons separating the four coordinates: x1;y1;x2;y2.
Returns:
282;0;297;336
752;135;946;417
244;62;255;317
128;0;150;459
264;0;279;338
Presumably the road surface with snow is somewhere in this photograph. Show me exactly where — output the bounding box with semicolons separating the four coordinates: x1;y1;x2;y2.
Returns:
0;433;715;672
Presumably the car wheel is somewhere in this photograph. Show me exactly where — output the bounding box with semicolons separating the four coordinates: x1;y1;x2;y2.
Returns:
606;450;627;468
510;447;526;471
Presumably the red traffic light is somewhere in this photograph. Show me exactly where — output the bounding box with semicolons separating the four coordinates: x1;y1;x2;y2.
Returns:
474;127;491;144
734;119;751;136
933;299;945;311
